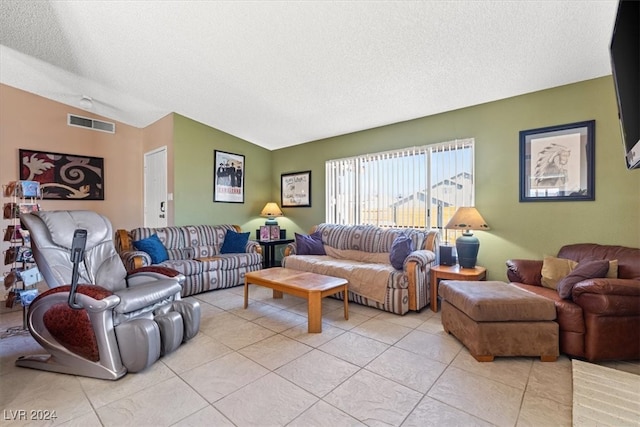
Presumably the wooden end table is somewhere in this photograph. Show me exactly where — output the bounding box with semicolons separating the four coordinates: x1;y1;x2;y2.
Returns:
430;265;487;312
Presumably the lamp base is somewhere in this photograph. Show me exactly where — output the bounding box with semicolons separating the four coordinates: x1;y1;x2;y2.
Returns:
264;218;278;226
455;232;479;269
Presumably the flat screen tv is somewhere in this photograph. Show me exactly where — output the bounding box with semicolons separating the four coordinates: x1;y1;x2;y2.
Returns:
610;0;639;170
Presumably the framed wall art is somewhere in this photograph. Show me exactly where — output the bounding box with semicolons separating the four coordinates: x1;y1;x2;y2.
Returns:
519;120;595;202
214;150;245;203
19;149;104;200
281;170;311;207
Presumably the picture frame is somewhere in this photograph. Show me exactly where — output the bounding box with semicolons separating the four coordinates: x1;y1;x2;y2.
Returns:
519;120;595;202
269;225;281;241
281;170;311;207
214;150;245;203
19;149;104;200
259;226;270;241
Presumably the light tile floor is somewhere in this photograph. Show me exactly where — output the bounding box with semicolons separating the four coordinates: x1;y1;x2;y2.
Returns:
1;286;639;427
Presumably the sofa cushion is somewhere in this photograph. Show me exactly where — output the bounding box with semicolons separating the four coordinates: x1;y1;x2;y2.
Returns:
541;256;578;289
389;234;414;270
295;231;325;255
324;247;390;264
190;245;219;259
318;224;381;252
220;230;250;254
557;243;640;280
557;260;610;299
133;234;169;264
282;255;392;303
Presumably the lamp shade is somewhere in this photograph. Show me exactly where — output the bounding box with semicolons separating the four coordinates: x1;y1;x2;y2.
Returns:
260;202;283;225
445;207;490;231
445;207;490;269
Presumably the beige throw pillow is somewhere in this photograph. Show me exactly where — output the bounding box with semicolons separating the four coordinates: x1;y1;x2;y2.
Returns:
607;259;619;278
541;256;578;289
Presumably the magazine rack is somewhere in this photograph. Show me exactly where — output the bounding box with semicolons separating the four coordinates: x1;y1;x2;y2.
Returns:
2;180;43;337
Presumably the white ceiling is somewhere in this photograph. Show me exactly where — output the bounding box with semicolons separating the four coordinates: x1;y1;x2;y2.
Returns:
0;1;619;150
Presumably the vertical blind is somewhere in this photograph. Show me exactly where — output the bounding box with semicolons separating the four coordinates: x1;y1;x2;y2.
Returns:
325;139;474;241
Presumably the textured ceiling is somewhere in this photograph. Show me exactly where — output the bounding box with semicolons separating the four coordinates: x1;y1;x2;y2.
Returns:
0;1;619;150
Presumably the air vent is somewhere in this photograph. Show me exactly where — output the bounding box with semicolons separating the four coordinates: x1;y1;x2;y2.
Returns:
67;114;115;134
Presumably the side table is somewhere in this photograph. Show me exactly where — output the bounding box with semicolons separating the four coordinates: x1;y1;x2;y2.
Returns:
255;239;294;268
430;264;487;312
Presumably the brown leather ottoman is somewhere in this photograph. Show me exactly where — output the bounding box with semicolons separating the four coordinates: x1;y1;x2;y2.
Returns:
439;280;559;362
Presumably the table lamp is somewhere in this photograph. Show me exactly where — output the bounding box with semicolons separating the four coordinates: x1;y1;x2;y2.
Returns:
260;202;283;225
445;207;490;268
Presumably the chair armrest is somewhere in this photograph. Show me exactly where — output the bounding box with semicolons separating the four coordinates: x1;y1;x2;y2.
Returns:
405;250;436;270
115;229;133;252
506;259;543;285
35;285;120;312
573;278;640;316
119;250;151;271
126;266;186;287
113;280;182;314
421;230;441;252
245;240;262;254
284;243;297;256
573;278;640;297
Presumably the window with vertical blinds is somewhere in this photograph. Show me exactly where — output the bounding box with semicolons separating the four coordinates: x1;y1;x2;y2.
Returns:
325;139;474;243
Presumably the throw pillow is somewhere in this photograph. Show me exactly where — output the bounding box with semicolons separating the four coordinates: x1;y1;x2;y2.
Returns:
557;260;610;299
133;234;169;264
295;231;325;255
607;259;619;278
389;234;414;270
541;256;578;289
220;229;250;254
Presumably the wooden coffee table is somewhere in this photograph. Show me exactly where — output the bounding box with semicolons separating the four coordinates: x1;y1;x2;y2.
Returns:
244;267;348;333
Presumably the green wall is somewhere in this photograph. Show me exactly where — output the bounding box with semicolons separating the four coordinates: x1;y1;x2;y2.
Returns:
271;76;640;281
173;114;273;232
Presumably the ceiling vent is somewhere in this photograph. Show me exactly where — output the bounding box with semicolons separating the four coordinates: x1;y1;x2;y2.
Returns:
67;114;115;134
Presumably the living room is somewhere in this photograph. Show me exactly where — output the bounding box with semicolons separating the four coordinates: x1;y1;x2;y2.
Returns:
1;1;639;426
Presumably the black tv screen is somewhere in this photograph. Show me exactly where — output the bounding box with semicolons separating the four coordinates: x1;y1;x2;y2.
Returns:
610;0;640;169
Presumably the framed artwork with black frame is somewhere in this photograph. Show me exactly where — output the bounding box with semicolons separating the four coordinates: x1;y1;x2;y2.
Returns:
19;149;104;200
281;170;311;207
214;150;245;203
519;120;595;202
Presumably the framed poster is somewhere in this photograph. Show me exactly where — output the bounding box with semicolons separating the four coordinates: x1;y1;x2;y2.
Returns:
281;170;311;207
214;150;245;203
519;120;595;202
19;149;104;200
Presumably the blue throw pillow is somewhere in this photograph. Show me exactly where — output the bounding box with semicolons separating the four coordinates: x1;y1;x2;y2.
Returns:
295;231;325;255
389;234;414;270
133;233;169;264
220;229;250;254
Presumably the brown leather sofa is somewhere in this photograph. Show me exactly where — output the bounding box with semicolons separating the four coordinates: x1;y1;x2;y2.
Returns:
506;243;640;362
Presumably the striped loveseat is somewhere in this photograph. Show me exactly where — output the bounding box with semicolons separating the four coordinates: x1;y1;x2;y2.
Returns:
115;225;262;297
282;223;440;315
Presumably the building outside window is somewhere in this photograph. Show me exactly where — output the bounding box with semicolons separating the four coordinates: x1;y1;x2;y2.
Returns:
325;139;474;244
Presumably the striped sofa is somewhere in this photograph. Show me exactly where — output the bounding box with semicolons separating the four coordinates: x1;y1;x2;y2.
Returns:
282;223;440;315
115;224;262;297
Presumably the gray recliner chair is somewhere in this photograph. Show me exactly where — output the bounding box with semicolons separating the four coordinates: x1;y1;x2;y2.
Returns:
16;210;200;380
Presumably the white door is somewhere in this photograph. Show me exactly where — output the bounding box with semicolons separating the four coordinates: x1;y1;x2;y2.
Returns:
144;147;168;228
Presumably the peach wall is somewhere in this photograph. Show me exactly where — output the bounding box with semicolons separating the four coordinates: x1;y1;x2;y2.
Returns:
1;84;148;277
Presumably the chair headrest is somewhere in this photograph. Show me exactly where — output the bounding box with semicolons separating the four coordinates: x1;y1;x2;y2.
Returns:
34;210;112;251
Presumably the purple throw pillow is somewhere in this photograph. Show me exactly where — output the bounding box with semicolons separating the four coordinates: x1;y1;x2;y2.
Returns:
557;260;609;299
389;234;414;270
295;231;325;255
